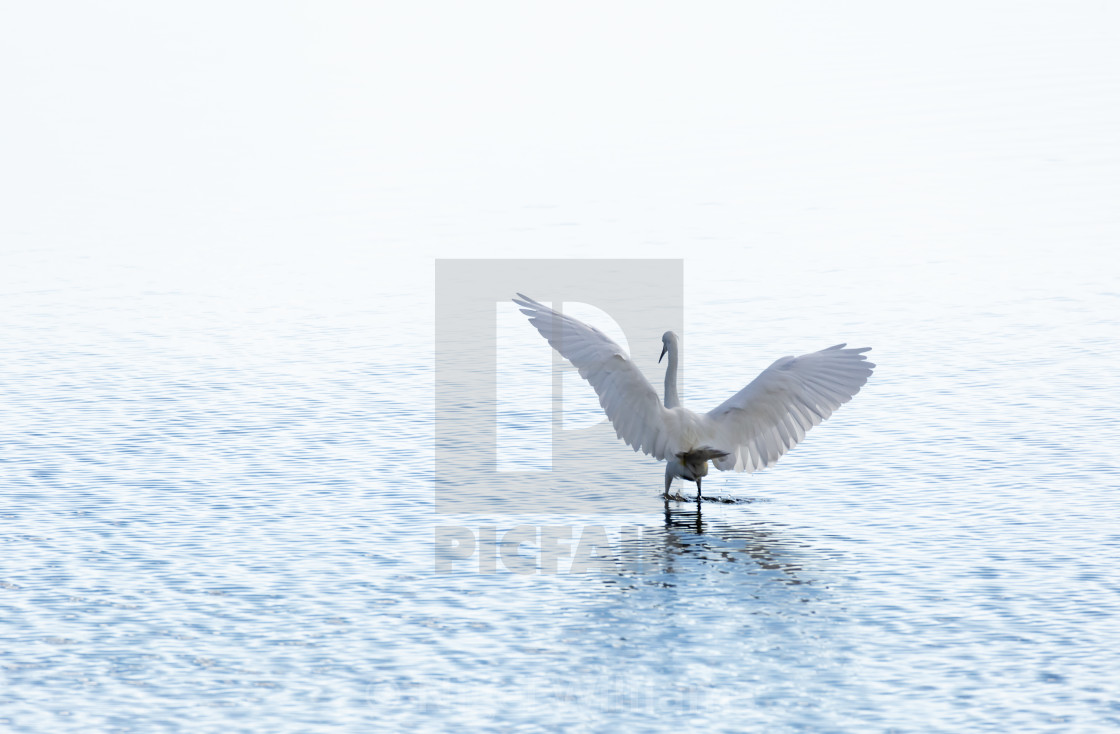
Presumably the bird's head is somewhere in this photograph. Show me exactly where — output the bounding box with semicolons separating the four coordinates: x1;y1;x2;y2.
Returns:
659;331;678;363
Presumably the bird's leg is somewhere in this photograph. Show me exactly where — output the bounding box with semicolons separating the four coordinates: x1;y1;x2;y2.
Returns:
696;476;702;503
663;466;673;498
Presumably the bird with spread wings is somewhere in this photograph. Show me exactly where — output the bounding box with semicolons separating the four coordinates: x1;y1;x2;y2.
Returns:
513;294;874;500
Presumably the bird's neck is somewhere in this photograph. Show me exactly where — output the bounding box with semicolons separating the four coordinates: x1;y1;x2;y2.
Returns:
664;347;681;409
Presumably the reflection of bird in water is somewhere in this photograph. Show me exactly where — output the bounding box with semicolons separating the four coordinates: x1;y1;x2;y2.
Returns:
665;495;706;535
607;501;807;583
514;294;874;501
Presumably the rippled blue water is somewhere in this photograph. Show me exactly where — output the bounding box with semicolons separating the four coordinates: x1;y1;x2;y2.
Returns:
5;3;1120;732
3;243;1118;732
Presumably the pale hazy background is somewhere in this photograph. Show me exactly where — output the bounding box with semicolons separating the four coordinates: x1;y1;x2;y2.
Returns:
5;2;1116;304
3;3;1119;732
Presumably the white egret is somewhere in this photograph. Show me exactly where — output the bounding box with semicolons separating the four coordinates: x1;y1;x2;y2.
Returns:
513;294;875;500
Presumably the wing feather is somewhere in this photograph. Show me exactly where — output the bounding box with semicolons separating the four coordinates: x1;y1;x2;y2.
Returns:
706;344;874;473
513;294;672;460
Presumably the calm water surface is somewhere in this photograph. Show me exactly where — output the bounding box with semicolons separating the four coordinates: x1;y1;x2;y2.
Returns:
2;248;1118;732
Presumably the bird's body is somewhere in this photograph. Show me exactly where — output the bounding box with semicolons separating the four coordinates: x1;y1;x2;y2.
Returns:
513;294;875;500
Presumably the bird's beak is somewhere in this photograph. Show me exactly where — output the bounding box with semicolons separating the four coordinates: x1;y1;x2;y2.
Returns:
659;344;667;363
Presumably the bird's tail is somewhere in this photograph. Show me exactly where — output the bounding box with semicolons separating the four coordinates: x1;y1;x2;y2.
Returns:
675;447;728;480
676;447;729;464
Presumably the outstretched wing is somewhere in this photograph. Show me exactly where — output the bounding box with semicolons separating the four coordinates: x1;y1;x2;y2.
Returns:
513;294;673;460
706;344;874;473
